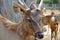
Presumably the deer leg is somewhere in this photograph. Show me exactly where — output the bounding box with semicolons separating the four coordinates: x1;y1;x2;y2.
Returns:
54;31;57;40
51;31;53;40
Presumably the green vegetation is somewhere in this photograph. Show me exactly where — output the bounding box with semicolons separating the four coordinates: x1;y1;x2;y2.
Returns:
52;0;58;4
43;0;51;4
36;0;58;4
36;0;41;4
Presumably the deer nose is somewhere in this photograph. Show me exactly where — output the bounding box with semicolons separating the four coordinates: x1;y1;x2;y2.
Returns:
35;32;44;39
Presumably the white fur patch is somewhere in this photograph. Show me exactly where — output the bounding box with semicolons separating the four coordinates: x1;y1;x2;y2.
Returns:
51;16;55;22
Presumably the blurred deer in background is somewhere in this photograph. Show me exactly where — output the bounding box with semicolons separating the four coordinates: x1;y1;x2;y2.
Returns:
50;12;58;40
0;0;44;40
41;9;59;40
49;9;59;40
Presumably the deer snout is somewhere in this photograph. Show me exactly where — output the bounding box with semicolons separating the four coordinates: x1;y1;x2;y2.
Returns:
35;32;44;39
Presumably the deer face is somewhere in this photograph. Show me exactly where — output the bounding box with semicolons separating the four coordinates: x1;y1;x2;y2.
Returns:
13;0;44;39
26;9;44;39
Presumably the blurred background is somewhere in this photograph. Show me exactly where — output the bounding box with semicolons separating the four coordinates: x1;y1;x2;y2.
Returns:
0;0;60;40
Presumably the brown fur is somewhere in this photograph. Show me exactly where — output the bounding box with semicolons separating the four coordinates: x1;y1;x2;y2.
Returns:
42;15;52;25
0;15;35;40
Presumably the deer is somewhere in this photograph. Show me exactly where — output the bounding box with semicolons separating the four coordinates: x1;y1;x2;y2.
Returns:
50;11;60;40
41;9;59;40
0;0;44;40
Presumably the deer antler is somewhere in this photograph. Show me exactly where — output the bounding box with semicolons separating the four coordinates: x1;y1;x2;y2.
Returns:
38;0;43;10
30;1;37;10
18;0;29;9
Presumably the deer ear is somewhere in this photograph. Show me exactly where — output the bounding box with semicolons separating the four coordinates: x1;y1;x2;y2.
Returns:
13;1;28;14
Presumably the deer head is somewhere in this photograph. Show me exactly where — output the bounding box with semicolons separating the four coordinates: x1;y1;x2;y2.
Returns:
13;0;44;39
